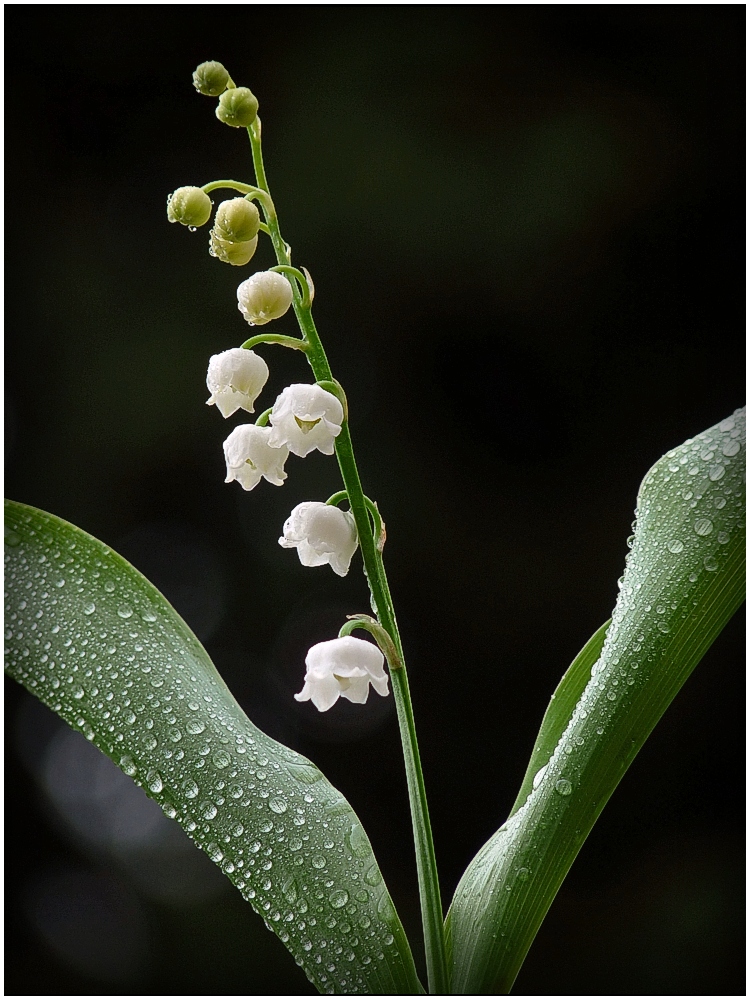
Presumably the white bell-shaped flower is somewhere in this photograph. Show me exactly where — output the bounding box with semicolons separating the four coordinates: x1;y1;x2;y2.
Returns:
206;348;269;418
237;271;293;326
268;384;344;457
223;424;289;491
295;636;390;712
279;502;358;577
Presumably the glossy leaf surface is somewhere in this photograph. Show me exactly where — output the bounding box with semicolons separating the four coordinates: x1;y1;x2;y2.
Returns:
4;500;424;996
446;409;745;995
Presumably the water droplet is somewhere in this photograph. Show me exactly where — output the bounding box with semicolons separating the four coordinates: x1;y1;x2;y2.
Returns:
117;605;134;619
703;555;718;572
146;769;163;794
364;866;380;886
667;539;684;554
143;734;158;751
657;621;670;633
231;822;244;837
719;416;736;432
346;823;370;859
555;779;572;796
717;531;729;545
693;518;713;536
72;684;85;700
282;877;299;904
532;764;548;789
207;842;224;862
269;795;288;814
141;609;157;622
83;601;96;615
516;867;531;882
5;527;21;547
201;801;218;820
212;750;231;769
722;439;740;456
103;579;116;593
329;889;349;909
714;496;727;509
708;465;725;482
182;778;199;799
185;719;206;735
312;856;326;870
120;755;137;776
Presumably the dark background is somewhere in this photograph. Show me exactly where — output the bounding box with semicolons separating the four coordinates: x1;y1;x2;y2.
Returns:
5;7;745;995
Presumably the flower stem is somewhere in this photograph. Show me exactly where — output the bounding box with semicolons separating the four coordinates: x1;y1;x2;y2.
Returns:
246;119;448;995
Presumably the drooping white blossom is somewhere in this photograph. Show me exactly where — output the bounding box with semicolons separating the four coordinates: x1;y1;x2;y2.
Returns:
268;384;344;457
279;502;358;577
206;348;269;418
237;271;293;326
295;636;390;712
223;424;288;491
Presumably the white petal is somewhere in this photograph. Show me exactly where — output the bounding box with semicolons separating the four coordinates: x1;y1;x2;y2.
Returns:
339;675;371;704
295;672;342;712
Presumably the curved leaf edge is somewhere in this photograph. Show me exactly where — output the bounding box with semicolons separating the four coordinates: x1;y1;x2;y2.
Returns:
446;408;745;994
4;499;425;996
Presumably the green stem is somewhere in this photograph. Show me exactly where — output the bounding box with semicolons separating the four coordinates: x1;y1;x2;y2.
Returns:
240;333;308;352
246;118;448;995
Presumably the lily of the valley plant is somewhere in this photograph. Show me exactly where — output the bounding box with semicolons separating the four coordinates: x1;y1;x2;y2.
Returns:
4;60;745;995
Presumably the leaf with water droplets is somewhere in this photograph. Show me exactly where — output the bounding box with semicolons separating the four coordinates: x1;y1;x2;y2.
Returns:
447;409;745;995
4;500;424;996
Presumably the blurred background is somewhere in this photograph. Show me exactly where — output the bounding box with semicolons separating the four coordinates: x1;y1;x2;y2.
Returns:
5;7;744;995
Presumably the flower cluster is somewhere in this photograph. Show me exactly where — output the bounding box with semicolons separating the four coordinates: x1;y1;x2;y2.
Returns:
175;61;390;715
204;270;352;587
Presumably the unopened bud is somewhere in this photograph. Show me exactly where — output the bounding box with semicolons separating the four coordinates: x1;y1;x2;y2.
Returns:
237;271;293;326
192;61;230;97
167;186;212;227
214;198;260;243
216;87;259;128
210;231;258;266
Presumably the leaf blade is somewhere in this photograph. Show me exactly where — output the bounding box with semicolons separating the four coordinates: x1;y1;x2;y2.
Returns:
446;409;745;995
4;500;424;996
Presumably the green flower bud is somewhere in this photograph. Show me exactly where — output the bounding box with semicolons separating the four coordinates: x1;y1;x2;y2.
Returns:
214;198;261;243
210;230;258;266
192;61;230;97
167;186;212;228
215;87;259;128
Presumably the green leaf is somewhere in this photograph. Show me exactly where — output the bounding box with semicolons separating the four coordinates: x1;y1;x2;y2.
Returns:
4;500;424;997
446;409;745;995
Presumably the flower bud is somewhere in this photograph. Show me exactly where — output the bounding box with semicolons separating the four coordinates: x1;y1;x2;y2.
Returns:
192;61;230;97
210;231;258;266
216;86;259;128
237;271;293;326
214;198;260;243
167;186;212;228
